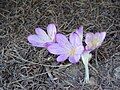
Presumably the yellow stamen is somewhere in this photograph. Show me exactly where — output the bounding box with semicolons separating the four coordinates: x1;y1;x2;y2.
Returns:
69;48;76;56
91;38;99;47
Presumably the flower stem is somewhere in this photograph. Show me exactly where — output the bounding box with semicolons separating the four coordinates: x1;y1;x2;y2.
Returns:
81;52;92;83
84;63;89;83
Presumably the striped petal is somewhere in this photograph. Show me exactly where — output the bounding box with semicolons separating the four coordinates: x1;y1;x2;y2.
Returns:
69;55;80;63
57;54;68;62
27;35;45;47
47;24;57;41
47;43;67;55
56;34;72;50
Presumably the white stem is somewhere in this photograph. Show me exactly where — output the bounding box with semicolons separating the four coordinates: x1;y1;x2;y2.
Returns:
81;52;92;83
84;63;89;83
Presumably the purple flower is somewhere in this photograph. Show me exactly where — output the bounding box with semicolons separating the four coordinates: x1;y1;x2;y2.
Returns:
48;26;84;63
27;24;57;48
81;31;106;83
85;32;106;51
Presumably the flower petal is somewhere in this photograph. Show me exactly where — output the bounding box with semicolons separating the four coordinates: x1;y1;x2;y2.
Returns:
47;24;57;41
69;32;82;47
69;55;80;63
94;32;106;42
99;32;106;42
57;54;68;62
85;32;94;46
56;34;72;50
75;26;83;42
44;42;54;48
27;35;45;47
76;45;84;55
47;43;67;55
35;28;50;41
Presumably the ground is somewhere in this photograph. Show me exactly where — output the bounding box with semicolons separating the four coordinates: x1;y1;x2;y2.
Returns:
0;0;120;90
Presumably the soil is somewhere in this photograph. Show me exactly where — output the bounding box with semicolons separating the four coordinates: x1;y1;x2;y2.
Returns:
0;0;120;90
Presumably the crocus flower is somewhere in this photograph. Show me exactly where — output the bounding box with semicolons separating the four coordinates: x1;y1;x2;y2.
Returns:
27;24;57;48
85;32;106;51
48;26;84;63
81;32;106;83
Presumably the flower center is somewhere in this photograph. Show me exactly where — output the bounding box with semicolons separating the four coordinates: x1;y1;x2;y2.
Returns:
91;38;99;47
69;48;76;56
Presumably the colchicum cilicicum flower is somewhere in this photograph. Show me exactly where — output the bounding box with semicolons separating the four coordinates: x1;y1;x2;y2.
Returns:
81;32;106;83
85;32;106;51
48;26;84;63
27;24;57;48
27;24;106;83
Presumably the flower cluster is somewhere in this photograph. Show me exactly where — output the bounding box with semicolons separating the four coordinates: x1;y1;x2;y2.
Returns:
27;24;106;83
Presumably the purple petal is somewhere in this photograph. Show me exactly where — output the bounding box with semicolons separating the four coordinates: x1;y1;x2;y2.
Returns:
77;26;83;34
85;32;94;45
35;28;50;41
47;43;67;55
69;32;82;47
27;35;45;47
69;55;80;63
85;33;95;50
56;34;72;50
94;32;106;42
44;42;54;48
100;32;106;42
94;32;106;46
47;24;57;41
75;26;83;41
76;46;84;54
57;54;68;62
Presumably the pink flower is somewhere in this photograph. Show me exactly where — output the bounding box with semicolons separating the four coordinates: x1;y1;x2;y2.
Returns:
82;31;106;83
48;26;84;63
27;24;57;48
85;32;106;51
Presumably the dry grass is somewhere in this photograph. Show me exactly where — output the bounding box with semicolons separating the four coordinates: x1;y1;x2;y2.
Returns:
0;0;120;90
